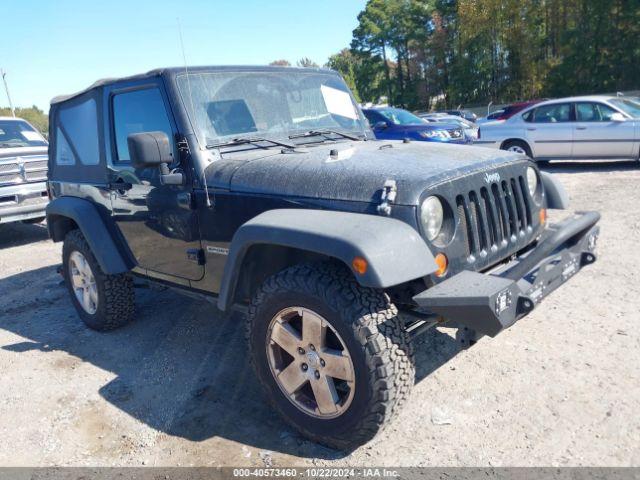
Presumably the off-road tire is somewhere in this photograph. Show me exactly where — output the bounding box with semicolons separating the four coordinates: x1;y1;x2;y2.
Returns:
247;262;415;450
502;139;533;158
62;229;135;331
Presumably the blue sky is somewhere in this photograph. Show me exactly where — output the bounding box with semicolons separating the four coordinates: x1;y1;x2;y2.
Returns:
1;0;366;111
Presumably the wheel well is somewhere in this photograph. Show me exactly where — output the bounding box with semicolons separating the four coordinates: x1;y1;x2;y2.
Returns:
47;214;79;242
231;244;345;307
500;138;530;150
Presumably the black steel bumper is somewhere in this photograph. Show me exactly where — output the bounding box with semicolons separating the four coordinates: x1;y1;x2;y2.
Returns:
413;211;600;337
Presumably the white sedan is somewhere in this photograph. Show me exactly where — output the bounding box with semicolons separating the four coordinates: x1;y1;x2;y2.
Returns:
476;95;640;163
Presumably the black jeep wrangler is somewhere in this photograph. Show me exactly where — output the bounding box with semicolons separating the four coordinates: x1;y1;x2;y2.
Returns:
46;66;599;449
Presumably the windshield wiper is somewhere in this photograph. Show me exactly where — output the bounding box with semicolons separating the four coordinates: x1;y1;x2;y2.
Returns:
288;130;363;141
206;136;295;150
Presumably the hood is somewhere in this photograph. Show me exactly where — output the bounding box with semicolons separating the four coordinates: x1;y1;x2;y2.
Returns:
0;146;48;161
205;140;525;206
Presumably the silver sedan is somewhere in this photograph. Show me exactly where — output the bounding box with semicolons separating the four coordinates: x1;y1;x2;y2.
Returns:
476;95;640;162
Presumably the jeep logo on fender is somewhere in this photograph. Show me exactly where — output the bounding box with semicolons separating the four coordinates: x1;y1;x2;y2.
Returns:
484;172;501;183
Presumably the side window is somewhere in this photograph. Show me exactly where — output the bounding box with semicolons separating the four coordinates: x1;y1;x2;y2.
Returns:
596;103;617;121
522;110;533;122
532;103;572;123
576;102;618;122
363;110;378;126
112;88;174;162
56;98;100;165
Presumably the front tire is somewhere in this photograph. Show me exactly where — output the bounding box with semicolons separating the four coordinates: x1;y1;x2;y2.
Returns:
247;263;414;450
62;229;135;331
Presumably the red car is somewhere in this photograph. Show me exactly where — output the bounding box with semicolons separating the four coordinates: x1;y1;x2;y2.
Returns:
486;100;544;121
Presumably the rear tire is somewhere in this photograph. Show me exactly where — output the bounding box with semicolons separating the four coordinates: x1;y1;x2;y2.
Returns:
247;262;414;450
62;229;135;331
502;140;532;158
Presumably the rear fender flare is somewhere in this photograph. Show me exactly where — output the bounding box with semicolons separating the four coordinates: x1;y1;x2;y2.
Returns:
217;209;437;311
46;197;132;274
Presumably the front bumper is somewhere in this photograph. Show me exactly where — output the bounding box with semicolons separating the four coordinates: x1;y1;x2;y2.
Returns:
413;211;600;337
0;182;49;223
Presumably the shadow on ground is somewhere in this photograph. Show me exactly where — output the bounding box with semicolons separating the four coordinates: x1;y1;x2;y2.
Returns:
0;257;463;459
0;221;49;248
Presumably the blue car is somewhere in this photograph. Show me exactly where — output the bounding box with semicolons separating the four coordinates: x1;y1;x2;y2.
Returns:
362;107;470;144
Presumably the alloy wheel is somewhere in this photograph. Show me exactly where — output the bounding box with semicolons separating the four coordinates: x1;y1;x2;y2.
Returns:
266;307;355;419
69;251;98;314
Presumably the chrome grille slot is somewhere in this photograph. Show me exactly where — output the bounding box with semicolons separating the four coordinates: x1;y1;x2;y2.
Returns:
0;163;19;174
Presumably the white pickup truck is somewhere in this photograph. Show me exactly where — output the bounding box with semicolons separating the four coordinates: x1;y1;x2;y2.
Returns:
0;117;49;224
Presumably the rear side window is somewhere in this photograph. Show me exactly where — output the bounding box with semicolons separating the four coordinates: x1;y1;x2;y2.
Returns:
112;88;173;162
55;98;100;165
529;103;572;123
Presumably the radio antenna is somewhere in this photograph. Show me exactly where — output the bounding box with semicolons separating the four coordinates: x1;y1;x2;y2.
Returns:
177;18;211;207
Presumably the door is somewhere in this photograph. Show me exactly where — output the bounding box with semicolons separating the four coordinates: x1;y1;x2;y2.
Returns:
573;102;636;159
523;102;574;160
107;84;204;281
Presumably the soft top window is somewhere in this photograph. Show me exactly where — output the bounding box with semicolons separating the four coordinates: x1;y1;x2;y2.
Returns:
56;98;100;165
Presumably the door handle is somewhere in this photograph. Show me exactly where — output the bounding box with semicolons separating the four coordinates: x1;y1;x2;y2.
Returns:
527;128;536;131
576;126;587;130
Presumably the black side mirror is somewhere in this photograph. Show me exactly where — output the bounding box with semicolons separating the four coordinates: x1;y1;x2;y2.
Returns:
127;131;173;169
127;131;184;186
374;121;388;130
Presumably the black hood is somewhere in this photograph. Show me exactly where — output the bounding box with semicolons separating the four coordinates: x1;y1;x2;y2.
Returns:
205;140;526;206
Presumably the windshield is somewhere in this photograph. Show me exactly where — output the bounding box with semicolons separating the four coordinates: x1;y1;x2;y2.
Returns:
378;109;425;126
609;98;640;118
176;70;368;146
0;119;47;148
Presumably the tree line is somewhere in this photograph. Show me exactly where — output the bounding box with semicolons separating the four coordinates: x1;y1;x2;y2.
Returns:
323;0;640;111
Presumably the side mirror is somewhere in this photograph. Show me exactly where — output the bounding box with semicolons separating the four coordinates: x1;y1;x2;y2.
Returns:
127;131;173;168
373;121;388;130
610;112;626;122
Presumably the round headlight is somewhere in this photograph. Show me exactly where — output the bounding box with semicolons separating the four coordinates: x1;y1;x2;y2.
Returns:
421;196;444;241
526;167;538;196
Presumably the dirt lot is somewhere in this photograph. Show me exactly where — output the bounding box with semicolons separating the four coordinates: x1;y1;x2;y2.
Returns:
0;161;639;467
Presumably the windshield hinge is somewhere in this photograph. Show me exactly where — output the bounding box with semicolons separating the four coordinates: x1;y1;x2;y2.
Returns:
377;179;397;216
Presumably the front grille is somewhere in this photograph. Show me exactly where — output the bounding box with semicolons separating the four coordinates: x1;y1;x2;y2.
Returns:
456;174;534;258
0;155;48;185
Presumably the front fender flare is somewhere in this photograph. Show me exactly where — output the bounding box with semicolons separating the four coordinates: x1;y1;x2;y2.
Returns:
46;197;132;274
541;171;569;209
217;209;437;311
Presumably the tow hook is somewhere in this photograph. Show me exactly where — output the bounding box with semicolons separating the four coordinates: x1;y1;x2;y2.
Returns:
377;179;397;216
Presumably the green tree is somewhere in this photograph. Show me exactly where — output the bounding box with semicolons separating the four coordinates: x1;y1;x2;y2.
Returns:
296;57;319;68
269;59;291;66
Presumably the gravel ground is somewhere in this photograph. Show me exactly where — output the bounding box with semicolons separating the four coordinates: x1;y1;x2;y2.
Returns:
0;161;638;467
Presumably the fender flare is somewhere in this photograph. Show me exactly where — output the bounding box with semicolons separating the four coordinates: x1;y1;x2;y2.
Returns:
541;171;569;209
217;209;437;311
46;197;132;274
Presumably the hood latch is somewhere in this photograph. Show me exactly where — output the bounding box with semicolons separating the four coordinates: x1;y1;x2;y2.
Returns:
377;179;397;216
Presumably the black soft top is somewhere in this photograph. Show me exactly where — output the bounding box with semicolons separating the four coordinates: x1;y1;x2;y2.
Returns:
50;65;337;105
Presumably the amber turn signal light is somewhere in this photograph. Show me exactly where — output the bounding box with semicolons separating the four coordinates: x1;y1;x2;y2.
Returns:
352;256;368;275
434;253;448;277
539;208;547;225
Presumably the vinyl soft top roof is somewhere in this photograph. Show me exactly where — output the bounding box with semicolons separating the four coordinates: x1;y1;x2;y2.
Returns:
50;65;337;105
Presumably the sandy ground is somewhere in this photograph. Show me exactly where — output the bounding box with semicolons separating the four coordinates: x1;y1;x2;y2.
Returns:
0;161;638;467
